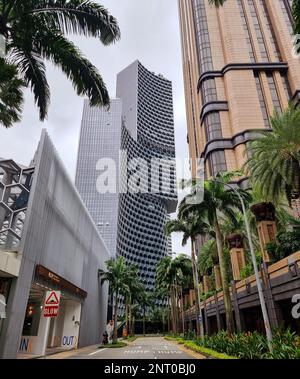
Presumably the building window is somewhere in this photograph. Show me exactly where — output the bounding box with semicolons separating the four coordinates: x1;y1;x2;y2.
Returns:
280;0;293;35
204;112;223;142
281;73;292;101
192;0;214;74
201;79;218;104
259;0;282;61
209;150;227;177
267;73;282;113
238;0;256;63
248;0;269;62
254;73;270;128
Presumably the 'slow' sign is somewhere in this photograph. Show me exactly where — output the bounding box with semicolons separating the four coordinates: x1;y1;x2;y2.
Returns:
44;290;61;318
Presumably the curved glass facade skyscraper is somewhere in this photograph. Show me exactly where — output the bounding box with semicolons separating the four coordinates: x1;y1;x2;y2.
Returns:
116;61;177;292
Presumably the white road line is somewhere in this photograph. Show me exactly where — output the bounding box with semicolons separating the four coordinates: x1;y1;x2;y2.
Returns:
88;348;108;356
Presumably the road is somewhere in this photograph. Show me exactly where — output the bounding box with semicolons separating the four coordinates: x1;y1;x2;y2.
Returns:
43;337;202;360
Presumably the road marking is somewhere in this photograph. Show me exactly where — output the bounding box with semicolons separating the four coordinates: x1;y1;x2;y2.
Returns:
88;348;108;356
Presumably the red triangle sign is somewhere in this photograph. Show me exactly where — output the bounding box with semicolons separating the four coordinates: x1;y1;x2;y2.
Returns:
45;291;60;305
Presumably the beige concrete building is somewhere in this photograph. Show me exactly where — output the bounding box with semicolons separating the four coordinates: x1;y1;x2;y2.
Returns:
178;0;299;181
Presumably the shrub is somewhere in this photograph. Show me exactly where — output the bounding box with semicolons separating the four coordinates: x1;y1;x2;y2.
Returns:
267;230;300;262
184;340;237;359
240;264;254;280
196;329;300;359
184;330;196;341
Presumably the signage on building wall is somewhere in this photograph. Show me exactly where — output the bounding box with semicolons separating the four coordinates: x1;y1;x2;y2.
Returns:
35;265;87;298
43;290;61;318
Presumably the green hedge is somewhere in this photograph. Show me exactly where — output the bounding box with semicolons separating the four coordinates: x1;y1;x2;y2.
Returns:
166;329;300;359
184;340;237;359
196;330;300;359
164;336;236;359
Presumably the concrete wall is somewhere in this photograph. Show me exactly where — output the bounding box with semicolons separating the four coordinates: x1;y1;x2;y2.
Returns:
0;130;110;358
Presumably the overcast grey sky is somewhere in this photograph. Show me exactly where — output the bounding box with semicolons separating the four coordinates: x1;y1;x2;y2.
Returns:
0;0;190;255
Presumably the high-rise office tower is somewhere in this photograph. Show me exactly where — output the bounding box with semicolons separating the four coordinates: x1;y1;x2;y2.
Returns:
178;0;299;180
116;61;177;292
75;99;122;257
76;61;177;292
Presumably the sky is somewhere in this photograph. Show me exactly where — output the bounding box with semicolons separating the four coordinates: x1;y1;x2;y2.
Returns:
0;0;191;256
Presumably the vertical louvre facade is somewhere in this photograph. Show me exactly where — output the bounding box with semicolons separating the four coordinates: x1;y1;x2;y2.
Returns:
75;99;122;257
178;0;300;180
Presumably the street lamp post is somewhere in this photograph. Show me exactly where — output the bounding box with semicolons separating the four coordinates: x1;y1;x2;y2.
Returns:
213;180;273;352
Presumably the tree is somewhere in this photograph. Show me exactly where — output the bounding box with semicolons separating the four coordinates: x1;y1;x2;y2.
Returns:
139;291;153;336
0;0;120;127
292;1;300;49
122;264;143;337
0;58;25;127
98;257;128;344
245;104;300;206
198;239;218;277
179;172;251;334
156;256;178;334
165;216;210;337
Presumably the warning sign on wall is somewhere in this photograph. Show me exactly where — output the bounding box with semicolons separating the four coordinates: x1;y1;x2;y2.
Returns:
43;290;61;318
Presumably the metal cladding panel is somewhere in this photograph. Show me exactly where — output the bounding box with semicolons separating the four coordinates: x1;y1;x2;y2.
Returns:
0;130;109;358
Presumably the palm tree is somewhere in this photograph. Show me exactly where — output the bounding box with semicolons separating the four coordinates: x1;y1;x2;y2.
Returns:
156;256;179;334
0;58;24;127
245;104;300;207
139;291;153;336
198;239;218;278
179;172;251;334
172;254;193;334
165;217;210;337
292;1;300;42
123;264;143;337
98;256;128;344
156;255;190;335
155;287;170;333
129;283;144;336
0;0;120;127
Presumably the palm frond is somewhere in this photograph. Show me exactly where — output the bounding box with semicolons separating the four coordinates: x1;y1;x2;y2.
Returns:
19;0;121;45
9;47;50;120
32;29;110;107
0;58;25;127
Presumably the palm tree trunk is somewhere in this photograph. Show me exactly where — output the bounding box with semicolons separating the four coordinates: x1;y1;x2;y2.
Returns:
215;220;235;334
167;298;171;333
113;292;119;344
170;286;177;334
132;315;135;336
128;295;132;336
180;286;185;335
191;239;201;337
125;298;129;338
143;307;146;336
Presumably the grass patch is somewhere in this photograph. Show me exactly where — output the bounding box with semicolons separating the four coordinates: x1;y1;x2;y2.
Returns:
126;336;137;343
98;341;127;349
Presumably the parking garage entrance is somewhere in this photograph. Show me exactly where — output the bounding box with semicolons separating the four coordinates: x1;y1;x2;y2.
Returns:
18;265;87;358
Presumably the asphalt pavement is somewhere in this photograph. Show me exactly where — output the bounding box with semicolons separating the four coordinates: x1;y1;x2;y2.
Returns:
43;337;203;360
